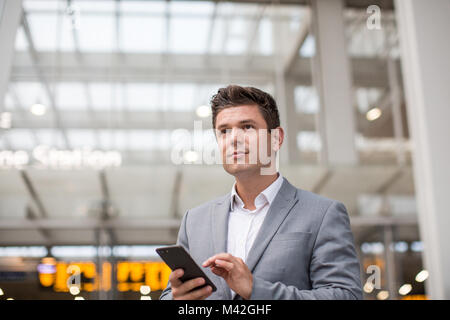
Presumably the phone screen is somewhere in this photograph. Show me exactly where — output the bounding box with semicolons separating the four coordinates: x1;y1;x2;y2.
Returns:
156;245;217;292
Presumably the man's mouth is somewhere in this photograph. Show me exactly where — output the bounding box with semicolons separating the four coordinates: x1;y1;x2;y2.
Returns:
229;151;249;159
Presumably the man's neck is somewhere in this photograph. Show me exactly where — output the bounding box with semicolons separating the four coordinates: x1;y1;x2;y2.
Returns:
234;172;279;210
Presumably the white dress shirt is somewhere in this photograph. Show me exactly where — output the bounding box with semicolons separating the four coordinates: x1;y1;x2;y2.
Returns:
226;173;284;298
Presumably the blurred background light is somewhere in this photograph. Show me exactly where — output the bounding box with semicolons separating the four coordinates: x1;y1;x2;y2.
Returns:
30;103;47;116
377;290;389;300
183;150;199;163
399;284;412;296
69;286;80;296
366;107;382;121
415;270;429;283
363;281;374;294
140;285;151;295
0;112;12;129
196;105;211;118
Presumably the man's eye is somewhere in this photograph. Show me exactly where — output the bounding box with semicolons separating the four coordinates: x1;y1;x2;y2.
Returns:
220;129;227;135
244;124;254;130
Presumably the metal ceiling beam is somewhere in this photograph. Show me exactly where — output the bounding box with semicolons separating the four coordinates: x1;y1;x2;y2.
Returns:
20;170;48;219
164;0;171;55
0;149;414;167
0;218;181;230
284;10;310;74
208;1;219;48
99;171;110;201
19;169;52;244
0;0;20;154
188;0;394;9
0;0;23;110
204;0;218;65
23;9;306;21
114;0;121;53
168;169;183;237
7;84;40;146
67;0;101;149
311;169;333;194
350;215;417;227
11;52;395;88
217;2;232;83
24;204;52;242
375;167;404;194
98;170;118;245
21;13;71;148
169;169;182;218
6;110;316;131
0;215;416;231
54;0;394;10
244;4;267;66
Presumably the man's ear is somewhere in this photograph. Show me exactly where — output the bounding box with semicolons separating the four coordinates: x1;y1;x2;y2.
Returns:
271;127;284;152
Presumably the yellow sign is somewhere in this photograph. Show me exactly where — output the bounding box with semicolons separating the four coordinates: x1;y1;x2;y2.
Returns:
401;294;428;300
38;260;171;293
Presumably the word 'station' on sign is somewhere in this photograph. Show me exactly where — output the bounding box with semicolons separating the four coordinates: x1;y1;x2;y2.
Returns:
0;145;122;170
37;257;171;293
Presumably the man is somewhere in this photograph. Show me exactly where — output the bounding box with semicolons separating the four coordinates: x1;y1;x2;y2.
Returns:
160;85;362;300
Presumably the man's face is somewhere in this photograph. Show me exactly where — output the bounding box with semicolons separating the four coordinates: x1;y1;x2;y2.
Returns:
214;104;282;177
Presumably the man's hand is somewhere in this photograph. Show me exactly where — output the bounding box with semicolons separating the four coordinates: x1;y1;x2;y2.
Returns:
202;253;253;300
169;269;213;300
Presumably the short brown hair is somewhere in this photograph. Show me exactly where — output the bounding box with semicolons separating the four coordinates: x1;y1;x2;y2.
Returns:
210;85;280;130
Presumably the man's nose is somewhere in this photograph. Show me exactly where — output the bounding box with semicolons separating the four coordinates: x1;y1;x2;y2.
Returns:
229;129;247;154
230;127;244;140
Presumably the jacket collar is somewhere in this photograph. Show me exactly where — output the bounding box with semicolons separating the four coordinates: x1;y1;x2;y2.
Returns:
211;177;299;299
229;173;284;211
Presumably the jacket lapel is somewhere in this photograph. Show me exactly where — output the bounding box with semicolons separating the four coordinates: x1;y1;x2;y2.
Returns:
209;178;298;300
211;194;230;254
211;194;232;299
245;178;299;273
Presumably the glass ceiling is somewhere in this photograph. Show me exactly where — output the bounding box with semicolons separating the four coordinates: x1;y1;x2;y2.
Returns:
20;0;306;55
0;0;401;161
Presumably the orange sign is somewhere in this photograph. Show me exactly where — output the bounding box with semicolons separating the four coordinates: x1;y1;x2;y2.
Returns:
38;260;171;293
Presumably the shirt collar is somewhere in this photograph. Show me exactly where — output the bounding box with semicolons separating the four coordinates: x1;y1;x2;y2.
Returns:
230;173;284;211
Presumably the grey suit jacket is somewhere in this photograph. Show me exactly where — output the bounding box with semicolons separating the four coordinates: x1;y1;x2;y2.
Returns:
160;177;362;300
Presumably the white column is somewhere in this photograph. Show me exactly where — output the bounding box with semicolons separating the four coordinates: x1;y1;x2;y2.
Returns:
284;79;300;164
0;1;4;20
272;17;292;165
396;0;450;299
311;0;358;165
0;0;23;107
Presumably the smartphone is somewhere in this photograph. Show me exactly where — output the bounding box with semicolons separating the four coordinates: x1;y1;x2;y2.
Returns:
156;245;217;292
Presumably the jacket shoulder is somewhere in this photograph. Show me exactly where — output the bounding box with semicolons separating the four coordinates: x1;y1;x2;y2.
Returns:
297;188;336;208
284;179;343;221
284;178;336;210
184;193;230;218
290;184;350;224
